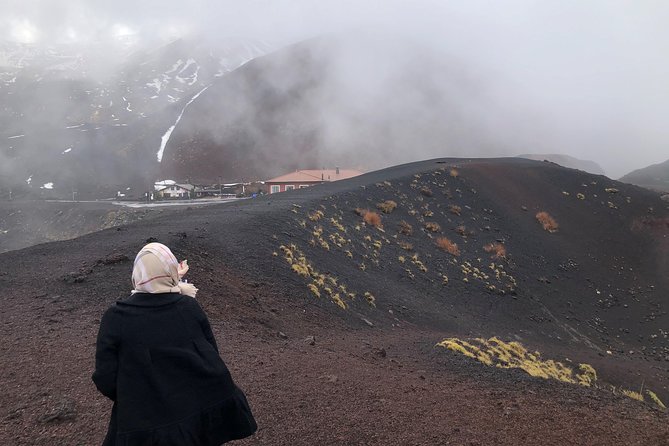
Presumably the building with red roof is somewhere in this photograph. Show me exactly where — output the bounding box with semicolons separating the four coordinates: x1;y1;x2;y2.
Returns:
265;168;364;194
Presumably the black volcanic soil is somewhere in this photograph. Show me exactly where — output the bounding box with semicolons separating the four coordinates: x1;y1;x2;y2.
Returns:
0;200;185;254
1;158;668;445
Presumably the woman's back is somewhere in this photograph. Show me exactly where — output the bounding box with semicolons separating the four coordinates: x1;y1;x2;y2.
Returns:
93;243;256;446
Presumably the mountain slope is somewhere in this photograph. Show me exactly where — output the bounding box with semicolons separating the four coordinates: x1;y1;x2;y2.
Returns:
160;35;508;183
1;158;667;445
0;37;269;199
620;158;669;193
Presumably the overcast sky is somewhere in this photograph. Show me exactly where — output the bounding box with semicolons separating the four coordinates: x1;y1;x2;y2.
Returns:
2;0;668;177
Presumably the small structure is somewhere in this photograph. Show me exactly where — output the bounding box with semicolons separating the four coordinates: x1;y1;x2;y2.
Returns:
265;168;363;194
154;180;194;199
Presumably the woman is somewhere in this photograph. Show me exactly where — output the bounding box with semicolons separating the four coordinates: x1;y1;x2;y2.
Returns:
93;242;257;446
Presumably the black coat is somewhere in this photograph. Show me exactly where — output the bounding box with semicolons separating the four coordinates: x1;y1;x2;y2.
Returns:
92;293;257;446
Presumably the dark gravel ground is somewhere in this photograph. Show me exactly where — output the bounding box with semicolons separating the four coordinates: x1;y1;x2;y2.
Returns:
1;158;668;445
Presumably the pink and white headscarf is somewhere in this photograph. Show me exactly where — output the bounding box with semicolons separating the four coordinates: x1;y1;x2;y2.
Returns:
131;243;197;297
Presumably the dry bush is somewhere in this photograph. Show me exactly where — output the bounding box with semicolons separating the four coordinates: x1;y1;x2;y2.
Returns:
376;200;397;214
398;241;414;251
425;222;441;232
450;168;459;178
354;207;365;216
398;220;413;235
536;211;559;232
449;205;462;216
436;237;460;256
420;187;433;197
363;211;383;229
484;242;507;259
455;225;467;236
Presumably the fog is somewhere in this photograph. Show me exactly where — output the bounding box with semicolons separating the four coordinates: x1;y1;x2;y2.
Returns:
2;0;668;180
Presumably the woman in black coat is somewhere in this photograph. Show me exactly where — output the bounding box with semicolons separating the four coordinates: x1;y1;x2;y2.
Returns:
93;243;257;446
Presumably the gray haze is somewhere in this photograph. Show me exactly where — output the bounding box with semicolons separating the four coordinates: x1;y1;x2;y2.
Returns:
2;0;669;178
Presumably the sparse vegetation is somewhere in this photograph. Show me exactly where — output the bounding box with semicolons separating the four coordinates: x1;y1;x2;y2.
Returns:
425;222;441;232
420;187;433;197
646;390;667;409
307;283;321;298
484;242;506;259
364;292;376;307
309;210;324;221
436;337;597;387
450;168;459;178
398;220;413;235
455;225;467;236
410;254;428;272
449;205;462;216
376;200;398;214
436;237;460;256
621;389;644;402
536;211;559;232
330;217;346;232
360;210;383;229
398;241;413;251
279;244;356;310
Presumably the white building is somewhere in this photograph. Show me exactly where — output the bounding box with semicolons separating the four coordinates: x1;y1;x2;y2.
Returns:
154;180;194;199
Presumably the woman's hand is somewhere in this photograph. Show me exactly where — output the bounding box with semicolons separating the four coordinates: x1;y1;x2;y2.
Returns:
179;282;198;298
178;260;189;278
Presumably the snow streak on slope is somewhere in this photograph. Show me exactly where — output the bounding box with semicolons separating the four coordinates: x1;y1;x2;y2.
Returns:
157;85;210;163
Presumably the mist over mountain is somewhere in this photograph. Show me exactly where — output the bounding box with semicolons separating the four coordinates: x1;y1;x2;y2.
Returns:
160;33;524;183
619;158;669;193
2;2;669;198
0;36;269;198
516;154;605;176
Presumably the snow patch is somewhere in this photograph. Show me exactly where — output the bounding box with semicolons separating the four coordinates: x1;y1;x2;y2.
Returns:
62;148;72;154
166;59;184;74
176;58;199;86
26;175;32;185
147;78;163;93
8;134;24;139
42;182;54;189
157;85;210;163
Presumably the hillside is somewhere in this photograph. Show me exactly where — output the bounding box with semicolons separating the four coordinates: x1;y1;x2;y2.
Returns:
516;153;605;175
0;158;668;445
0;200;187;254
620;158;669;193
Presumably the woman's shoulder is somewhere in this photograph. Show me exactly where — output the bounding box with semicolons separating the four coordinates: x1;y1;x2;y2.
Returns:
175;294;202;311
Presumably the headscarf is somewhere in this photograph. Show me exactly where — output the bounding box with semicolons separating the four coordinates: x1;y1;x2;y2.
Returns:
131;243;198;297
